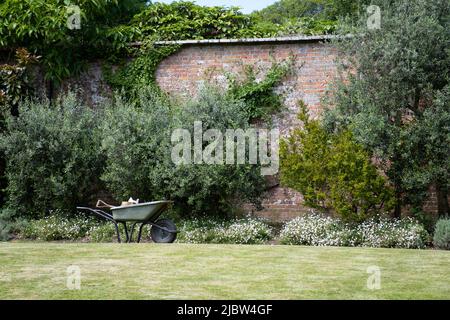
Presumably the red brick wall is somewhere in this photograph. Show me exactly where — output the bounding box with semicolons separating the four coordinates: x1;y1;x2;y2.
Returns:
155;40;444;221
156;40;338;222
156;41;337;135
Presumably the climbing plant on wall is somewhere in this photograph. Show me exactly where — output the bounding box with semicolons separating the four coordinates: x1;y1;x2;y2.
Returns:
103;41;180;100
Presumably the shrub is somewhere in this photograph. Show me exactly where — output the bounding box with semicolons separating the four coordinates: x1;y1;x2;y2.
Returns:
176;218;273;244
88;223;126;243
433;218;450;250
101;86;266;217
0;92;105;217
279;212;353;246
0;208;19;241
21;211;97;241
355;217;429;249
280;102;395;222
280;212;429;249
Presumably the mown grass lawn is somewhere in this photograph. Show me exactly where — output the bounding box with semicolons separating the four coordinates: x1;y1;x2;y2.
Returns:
0;242;449;299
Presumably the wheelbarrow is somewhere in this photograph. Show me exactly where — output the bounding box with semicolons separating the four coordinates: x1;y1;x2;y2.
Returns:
77;200;177;243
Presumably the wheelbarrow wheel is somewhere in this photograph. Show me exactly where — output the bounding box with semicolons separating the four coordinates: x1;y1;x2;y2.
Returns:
151;218;177;243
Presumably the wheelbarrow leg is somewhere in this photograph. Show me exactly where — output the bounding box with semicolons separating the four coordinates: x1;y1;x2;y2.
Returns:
128;222;138;243
120;222;129;243
114;222;121;243
137;222;149;243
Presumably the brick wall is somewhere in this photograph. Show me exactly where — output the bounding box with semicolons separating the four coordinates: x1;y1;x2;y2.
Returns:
155;38;338;221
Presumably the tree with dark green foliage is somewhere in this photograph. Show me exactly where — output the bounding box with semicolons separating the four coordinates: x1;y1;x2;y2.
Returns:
254;0;325;24
324;0;450;217
280;102;395;222
252;0;373;35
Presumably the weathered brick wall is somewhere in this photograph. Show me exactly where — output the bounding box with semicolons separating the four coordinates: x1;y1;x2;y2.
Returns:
156;39;338;221
156;40;337;135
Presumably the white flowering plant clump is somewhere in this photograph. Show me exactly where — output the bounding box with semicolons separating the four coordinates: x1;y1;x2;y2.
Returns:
279;212;353;246
356;217;429;249
176;218;273;244
21;211;98;241
280;212;429;249
88;223;126;242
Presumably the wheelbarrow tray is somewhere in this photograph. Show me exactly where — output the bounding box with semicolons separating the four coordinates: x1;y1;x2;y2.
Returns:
110;201;172;222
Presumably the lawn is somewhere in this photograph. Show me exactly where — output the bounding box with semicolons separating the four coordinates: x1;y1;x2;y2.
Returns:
0;243;449;299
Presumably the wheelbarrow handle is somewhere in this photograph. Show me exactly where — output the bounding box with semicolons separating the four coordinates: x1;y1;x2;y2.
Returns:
96;199;114;208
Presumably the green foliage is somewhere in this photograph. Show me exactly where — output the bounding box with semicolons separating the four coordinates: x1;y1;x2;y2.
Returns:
88;222;124;242
322;0;372;20
324;0;450;215
252;0;374;36
103;43;180;100
0;48;38;208
0;92;105;217
254;0;325;24
226;58;293;120
131;1;259;40
0;48;39;119
280;102;395;222
0;208;19;241
101;86;266;217
176;218;273;244
277;17;336;36
0;0;145;83
433;218;450;250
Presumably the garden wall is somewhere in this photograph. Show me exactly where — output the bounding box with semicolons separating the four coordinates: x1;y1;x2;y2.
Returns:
154;36;339;221
56;36;443;221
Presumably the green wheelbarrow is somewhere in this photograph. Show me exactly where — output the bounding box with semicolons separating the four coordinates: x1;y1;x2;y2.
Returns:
77;200;177;243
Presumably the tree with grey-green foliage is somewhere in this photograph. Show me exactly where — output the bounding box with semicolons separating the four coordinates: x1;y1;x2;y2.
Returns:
0;92;105;218
101;86;266;218
324;0;450;218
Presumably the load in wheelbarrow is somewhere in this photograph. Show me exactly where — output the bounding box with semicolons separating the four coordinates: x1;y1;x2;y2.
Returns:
77;200;177;243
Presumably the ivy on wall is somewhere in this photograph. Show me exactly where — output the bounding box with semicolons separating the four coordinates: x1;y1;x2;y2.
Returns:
226;56;295;120
103;42;180;100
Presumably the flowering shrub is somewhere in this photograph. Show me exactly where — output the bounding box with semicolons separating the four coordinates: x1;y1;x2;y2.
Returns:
21;212;98;241
355;217;429;249
279;212;351;246
19;214;272;244
176;218;273;244
280;212;429;249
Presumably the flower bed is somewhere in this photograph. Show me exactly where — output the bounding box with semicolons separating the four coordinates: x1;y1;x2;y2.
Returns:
280;212;429;249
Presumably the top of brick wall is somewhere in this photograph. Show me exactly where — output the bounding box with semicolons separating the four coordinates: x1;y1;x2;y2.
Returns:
131;35;336;47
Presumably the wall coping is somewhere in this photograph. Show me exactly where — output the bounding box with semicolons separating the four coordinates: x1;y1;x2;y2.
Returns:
130;35;337;47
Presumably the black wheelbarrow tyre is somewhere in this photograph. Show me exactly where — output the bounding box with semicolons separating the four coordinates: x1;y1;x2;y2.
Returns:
151;218;177;243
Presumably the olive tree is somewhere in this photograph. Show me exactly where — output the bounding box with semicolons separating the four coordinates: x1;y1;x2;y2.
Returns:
324;0;450;217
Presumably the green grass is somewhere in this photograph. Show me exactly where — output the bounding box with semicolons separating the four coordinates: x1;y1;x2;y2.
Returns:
0;243;449;299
